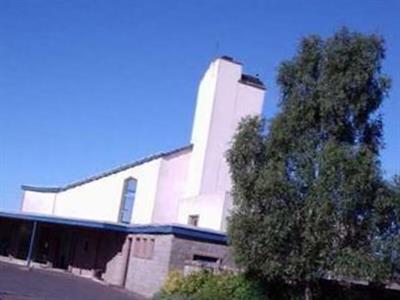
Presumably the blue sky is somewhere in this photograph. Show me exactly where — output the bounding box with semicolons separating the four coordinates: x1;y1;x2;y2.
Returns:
0;0;399;211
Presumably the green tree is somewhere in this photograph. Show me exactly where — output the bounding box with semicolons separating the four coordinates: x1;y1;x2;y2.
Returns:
227;28;396;299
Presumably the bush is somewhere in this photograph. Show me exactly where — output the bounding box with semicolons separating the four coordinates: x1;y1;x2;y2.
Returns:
193;273;266;300
156;270;400;300
180;270;213;296
155;270;267;300
161;269;211;297
162;270;186;295
153;290;192;300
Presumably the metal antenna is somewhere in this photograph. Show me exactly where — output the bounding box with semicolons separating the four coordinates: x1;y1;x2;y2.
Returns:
215;41;220;58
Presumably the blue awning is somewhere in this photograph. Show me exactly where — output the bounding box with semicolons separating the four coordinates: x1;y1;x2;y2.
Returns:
0;211;228;245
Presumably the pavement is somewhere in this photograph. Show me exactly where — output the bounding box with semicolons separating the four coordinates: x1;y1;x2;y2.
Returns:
0;262;146;300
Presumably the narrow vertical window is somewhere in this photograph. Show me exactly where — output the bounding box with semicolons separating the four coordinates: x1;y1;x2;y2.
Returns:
133;238;141;256
132;237;155;259
119;178;137;223
148;238;155;259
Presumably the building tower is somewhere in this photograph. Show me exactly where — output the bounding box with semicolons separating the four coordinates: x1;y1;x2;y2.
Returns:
178;56;266;230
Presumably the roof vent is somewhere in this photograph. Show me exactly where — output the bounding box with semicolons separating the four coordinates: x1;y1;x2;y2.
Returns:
240;74;265;90
220;55;234;62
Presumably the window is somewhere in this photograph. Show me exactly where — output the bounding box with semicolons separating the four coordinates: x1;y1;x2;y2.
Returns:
133;237;143;257
133;237;155;259
193;254;219;263
188;215;199;227
119;178;137;223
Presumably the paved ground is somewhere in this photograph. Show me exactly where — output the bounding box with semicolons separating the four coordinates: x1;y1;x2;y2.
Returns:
0;262;145;300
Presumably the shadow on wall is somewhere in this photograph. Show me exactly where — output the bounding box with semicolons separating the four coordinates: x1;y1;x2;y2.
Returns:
0;217;127;280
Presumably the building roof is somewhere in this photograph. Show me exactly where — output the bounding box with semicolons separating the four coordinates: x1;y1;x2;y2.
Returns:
219;55;242;65
239;74;266;90
0;210;127;231
218;56;265;90
0;211;228;245
21;144;193;193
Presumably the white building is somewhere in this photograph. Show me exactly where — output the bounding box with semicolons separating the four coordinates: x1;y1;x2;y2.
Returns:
20;56;265;232
0;57;265;297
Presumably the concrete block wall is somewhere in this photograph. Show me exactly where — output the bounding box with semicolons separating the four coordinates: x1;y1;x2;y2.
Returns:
169;236;234;270
125;234;174;297
101;233;129;286
123;234;233;298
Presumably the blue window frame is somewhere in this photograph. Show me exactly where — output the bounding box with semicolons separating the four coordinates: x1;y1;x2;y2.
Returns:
119;178;137;223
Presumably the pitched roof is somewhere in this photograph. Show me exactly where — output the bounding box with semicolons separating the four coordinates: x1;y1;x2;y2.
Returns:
22;144;193;193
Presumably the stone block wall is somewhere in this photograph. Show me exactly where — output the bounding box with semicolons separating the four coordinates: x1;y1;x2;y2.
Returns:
123;234;233;298
125;234;174;298
169;236;234;270
100;232;129;285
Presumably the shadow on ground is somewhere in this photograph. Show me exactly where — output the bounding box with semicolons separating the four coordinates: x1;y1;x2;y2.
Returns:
0;262;145;300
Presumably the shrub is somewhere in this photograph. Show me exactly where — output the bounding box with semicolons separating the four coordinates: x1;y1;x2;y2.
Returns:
155;270;267;300
180;270;212;296
157;269;211;298
193;273;266;300
153;290;192;300
162;270;186;295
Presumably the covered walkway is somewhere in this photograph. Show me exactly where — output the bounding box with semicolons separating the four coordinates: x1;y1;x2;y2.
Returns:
0;212;128;279
0;211;229;297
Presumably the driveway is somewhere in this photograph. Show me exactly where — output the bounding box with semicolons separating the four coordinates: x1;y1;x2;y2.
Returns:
0;262;145;300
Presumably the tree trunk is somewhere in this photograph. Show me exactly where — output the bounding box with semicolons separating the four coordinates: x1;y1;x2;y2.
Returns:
305;283;312;300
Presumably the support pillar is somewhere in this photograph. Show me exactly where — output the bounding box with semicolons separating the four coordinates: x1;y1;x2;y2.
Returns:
26;221;37;268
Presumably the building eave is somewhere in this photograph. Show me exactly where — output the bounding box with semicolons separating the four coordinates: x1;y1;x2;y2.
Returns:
0;211;228;245
239;73;266;90
21;144;193;194
21;186;63;193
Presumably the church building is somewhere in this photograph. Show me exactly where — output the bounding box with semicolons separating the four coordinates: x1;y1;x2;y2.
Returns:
0;57;265;297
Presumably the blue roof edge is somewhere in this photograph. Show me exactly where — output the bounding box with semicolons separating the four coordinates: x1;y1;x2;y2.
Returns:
128;225;228;245
21;186;63;193
0;211;228;245
21;144;193;193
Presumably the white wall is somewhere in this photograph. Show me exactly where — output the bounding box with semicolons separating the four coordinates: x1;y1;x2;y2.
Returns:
52;159;162;223
185;58;264;198
21;158;164;223
21;149;192;225
21;190;56;215
185;60;220;198
178;57;265;231
151;148;191;223
20;57;265;232
178;193;229;230
215;81;265;192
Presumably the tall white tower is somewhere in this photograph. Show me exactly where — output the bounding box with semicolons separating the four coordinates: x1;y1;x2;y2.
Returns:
179;57;266;230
